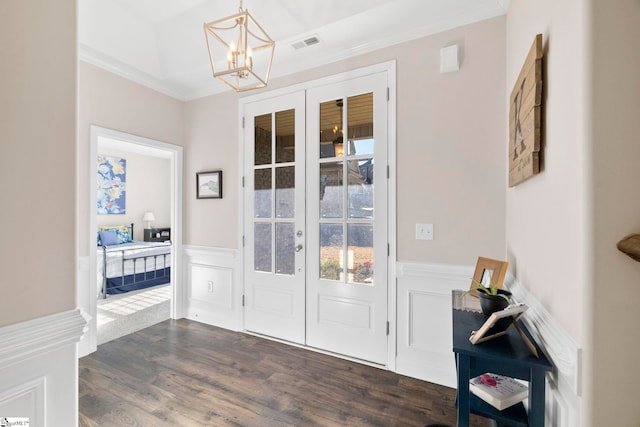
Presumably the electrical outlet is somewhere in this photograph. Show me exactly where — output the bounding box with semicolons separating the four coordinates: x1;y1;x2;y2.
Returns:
416;223;434;240
207;281;214;292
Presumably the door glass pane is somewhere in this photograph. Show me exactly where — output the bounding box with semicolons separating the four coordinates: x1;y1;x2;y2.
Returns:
276;166;295;218
347;224;374;285
276;109;295;163
275;222;295;275
254;223;272;272
320;162;343;218
255;113;272;165
347;93;373;156
319;99;344;159
348;158;374;219
320;223;343;281
254;169;272;218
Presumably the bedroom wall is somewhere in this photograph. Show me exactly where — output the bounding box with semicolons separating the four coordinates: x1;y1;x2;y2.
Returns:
0;0;77;326
184;16;506;266
96;148;171;241
77;61;184;256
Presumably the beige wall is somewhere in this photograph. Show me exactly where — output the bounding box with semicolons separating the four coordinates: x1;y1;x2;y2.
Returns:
184;16;507;264
78;62;184;255
183;92;240;247
505;0;589;345
0;0;77;326
590;1;640;425
96;148;171;241
507;0;640;425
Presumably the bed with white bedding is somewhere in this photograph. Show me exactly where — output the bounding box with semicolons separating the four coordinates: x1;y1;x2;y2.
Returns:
97;224;171;298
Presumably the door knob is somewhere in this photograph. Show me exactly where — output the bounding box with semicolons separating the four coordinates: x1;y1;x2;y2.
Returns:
295;244;303;252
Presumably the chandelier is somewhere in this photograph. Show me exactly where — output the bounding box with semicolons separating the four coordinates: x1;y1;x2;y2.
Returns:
203;0;275;92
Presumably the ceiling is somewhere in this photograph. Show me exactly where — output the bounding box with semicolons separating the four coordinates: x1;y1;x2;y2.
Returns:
79;0;508;101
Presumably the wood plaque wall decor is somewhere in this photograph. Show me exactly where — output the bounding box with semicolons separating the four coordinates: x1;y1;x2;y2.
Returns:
509;34;543;187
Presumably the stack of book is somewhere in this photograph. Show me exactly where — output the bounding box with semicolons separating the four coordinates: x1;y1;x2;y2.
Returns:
469;373;528;411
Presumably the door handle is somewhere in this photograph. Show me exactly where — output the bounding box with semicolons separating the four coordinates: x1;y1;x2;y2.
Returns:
295;244;303;252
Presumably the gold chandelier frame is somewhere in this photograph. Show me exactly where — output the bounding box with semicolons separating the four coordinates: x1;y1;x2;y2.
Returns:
203;0;275;92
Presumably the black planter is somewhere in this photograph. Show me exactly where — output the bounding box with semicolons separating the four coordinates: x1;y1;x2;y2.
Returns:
478;289;512;316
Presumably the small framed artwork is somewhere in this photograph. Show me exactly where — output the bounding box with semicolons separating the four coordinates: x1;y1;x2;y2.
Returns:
196;170;223;199
469;256;509;296
469;303;528;344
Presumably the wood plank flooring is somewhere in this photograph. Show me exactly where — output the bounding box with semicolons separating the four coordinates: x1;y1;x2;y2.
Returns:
79;319;488;426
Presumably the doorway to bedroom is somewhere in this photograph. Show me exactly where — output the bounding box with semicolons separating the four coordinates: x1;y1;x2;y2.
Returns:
81;126;184;354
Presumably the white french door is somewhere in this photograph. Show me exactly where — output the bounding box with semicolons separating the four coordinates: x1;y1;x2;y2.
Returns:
243;91;306;344
306;73;388;364
243;70;389;364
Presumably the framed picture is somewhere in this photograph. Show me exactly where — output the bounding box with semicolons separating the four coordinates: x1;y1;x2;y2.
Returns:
469;256;509;296
469;303;528;344
196;170;223;199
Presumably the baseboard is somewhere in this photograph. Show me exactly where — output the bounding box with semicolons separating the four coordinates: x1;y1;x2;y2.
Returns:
183;245;242;331
0;309;87;426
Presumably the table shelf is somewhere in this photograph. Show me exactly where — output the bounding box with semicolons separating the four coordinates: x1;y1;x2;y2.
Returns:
452;292;552;427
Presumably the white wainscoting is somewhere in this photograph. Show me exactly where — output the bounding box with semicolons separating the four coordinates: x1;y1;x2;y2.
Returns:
396;262;474;388
76;255;96;357
183;245;242;331
506;273;583;427
0;309;87;427
396;262;583;427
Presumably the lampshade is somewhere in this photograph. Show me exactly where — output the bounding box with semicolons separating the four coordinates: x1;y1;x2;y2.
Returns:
203;0;275;92
142;212;155;222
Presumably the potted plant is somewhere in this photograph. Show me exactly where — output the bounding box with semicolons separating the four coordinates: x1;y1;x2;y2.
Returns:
473;280;512;316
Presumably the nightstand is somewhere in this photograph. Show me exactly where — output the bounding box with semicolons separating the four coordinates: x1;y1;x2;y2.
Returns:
144;227;171;242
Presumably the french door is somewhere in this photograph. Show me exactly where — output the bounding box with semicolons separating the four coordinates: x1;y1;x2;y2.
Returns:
243;92;306;344
243;71;389;364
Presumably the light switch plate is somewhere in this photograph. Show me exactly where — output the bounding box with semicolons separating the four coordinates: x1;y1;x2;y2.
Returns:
416;223;434;240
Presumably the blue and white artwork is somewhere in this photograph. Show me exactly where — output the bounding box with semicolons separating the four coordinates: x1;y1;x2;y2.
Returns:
97;155;126;214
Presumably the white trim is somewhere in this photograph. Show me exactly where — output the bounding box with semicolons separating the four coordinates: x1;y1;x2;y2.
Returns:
399;261;474;282
240;61;398;104
506;273;582;396
79;45;186;101
82;126;184;357
0;309;86;367
0;377;46;427
386;60;398;372
506;273;583;427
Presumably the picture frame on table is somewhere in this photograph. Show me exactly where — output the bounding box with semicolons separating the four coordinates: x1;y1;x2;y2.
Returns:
196;170;223;199
469;256;509;297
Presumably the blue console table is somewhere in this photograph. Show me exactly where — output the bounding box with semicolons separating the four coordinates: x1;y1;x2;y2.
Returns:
452;300;552;427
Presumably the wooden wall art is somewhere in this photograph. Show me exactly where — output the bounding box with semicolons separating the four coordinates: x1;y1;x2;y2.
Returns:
509;34;543;187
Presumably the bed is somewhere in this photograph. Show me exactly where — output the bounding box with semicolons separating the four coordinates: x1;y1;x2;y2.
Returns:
97;224;171;298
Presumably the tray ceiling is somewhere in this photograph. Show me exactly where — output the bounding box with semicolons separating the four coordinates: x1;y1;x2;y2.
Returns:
79;0;508;101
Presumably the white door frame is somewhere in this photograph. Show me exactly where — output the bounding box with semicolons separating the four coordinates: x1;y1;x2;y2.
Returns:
79;125;184;356
238;61;397;369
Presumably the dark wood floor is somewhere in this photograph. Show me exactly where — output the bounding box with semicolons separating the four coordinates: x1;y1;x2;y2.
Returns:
79;319;487;426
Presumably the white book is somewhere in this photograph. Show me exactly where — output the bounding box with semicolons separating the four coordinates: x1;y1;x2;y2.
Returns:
469;373;528;411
